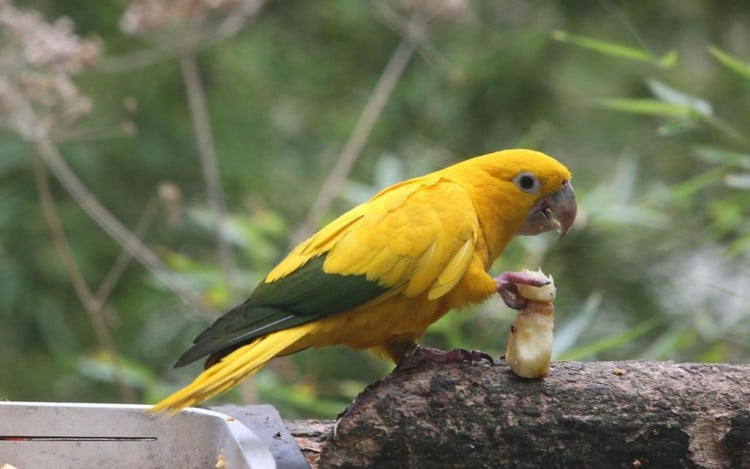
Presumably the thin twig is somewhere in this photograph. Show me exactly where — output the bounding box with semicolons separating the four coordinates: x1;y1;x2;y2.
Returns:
96;4;262;75
32;137;206;315
95;48;172;74
293;17;420;243
94;195;160;306
179;53;236;293
33;157;135;402
372;1;455;79
702;114;750;151
50;123;136;144
598;0;655;55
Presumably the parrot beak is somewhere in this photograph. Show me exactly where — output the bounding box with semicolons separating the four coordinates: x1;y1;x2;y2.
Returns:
517;180;577;237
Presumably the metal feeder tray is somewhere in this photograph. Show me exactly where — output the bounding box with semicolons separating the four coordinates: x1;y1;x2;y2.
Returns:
0;401;276;468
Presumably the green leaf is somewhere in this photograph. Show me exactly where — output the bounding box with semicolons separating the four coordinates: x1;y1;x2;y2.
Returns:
255;371;347;417
553;291;603;358
699;342;729;363
664;166;728;200
596;98;691;117
639;329;697;359
724;172;750;190
657;49;679;68
656;119;697;137
647;79;712;117
728;232;750;256
707;46;750;80
692;146;750;169
76;352;157;389
558;317;660;361
551;30;677;68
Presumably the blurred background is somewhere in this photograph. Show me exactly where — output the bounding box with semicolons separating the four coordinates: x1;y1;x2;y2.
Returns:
0;0;748;418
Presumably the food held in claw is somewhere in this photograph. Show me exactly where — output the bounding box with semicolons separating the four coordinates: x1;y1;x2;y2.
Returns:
505;268;555;379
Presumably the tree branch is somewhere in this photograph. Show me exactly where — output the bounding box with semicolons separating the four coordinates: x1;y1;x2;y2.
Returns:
315;360;750;468
179;52;236;293
293;15;421;243
93;194;159;306
33;157;134;402
32;137;206;314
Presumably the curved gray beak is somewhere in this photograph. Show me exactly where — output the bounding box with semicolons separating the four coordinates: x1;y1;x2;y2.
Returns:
517;180;577;237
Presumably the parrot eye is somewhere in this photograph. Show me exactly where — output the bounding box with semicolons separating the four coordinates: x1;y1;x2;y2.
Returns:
513;172;540;194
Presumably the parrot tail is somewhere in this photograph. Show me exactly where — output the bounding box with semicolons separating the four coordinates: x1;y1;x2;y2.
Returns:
151;323;316;414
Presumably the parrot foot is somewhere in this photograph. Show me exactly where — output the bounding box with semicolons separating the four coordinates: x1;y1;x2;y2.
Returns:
495;270;551;309
394;346;494;371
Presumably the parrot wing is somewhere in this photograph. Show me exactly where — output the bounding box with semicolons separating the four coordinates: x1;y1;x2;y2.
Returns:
174;174;482;367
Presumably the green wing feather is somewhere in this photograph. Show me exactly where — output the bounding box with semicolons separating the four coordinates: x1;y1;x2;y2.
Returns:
174;255;388;367
175;175;483;368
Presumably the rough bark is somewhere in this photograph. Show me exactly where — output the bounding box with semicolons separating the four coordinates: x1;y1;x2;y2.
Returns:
286;419;335;468
311;360;750;469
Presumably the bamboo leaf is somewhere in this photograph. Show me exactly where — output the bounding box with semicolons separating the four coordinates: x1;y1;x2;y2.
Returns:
657;49;679;68
551;30;652;61
639;329;697;359
692;146;750;169
665;166;728;200
724;172;750;190
596;98;690;117
553;292;602;358
656;119;697;137
551;30;677;68
647;79;712;117
558;318;660;361
707;46;750;80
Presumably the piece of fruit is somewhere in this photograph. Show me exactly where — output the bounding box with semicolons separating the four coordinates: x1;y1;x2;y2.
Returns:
505;268;555;379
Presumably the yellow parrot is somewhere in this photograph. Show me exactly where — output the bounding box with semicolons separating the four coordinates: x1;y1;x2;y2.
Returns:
153;148;576;412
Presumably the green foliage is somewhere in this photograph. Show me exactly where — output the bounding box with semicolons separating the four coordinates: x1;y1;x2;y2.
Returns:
1;1;748;418
550;30;677;69
707;46;750;81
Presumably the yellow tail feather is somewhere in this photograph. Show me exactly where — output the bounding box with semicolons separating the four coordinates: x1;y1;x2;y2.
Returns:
151;323;315;414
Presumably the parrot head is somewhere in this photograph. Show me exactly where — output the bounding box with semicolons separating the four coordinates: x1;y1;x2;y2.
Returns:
516;178;576;237
445;148;577;240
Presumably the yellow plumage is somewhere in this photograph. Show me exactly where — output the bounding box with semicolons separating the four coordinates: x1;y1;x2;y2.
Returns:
152;148;575;413
153;324;314;412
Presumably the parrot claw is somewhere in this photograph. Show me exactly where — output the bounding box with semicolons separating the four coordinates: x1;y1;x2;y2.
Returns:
394;346;494;371
495;270;551;310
